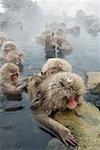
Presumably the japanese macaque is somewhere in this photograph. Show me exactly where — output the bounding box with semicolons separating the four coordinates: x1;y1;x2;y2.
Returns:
55;27;65;37
44;33;55;50
27;72;85;147
56;37;73;51
41;58;72;78
0;63;26;94
5;51;23;72
66;25;80;35
0;33;8;47
36;30;51;45
6;51;23;65
26;58;72;100
2;41;17;57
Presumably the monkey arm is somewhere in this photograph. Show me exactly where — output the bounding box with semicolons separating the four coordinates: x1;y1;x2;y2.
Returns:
1;82;26;94
32;111;77;147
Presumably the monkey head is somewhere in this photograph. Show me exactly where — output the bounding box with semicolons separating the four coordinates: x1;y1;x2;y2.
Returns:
41;72;85;112
41;58;72;78
2;41;17;57
0;63;19;82
6;51;23;65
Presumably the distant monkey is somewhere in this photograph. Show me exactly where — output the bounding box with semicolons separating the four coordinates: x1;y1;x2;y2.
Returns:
45;34;55;50
6;51;23;65
2;41;17;57
41;58;72;78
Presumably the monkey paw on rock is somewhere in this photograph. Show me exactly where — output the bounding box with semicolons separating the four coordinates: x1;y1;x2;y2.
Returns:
58;126;77;147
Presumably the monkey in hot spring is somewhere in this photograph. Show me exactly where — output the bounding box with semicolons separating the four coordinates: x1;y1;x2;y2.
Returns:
27;59;85;147
0;63;26;95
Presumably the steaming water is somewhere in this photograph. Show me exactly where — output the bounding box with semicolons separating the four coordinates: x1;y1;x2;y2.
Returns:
0;25;100;149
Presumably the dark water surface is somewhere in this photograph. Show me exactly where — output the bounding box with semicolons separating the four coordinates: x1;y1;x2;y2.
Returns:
0;28;100;150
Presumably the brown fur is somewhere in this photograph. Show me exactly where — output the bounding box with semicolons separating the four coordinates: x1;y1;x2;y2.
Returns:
6;51;22;64
0;63;25;94
2;41;17;52
27;72;85;146
0;63;19;85
42;58;72;74
28;72;85;114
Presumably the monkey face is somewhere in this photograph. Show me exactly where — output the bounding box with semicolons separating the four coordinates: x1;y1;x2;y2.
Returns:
0;63;19;82
2;41;17;57
43;72;85;111
10;72;19;81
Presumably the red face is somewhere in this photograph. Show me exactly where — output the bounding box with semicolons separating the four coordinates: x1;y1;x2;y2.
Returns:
66;96;78;110
10;73;18;81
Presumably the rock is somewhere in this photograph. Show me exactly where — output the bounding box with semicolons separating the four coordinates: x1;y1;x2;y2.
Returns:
87;72;100;94
54;100;100;150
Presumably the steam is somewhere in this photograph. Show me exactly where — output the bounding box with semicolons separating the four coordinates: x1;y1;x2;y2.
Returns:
32;0;100;17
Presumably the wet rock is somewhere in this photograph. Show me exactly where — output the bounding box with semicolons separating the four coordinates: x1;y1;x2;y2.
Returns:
87;72;100;94
85;92;100;109
54;100;100;150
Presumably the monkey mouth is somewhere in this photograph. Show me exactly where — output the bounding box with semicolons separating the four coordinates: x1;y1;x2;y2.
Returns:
67;96;78;110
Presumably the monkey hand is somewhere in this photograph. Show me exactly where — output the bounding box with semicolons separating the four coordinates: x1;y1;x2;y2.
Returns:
16;78;28;87
15;82;27;91
58;126;77;147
